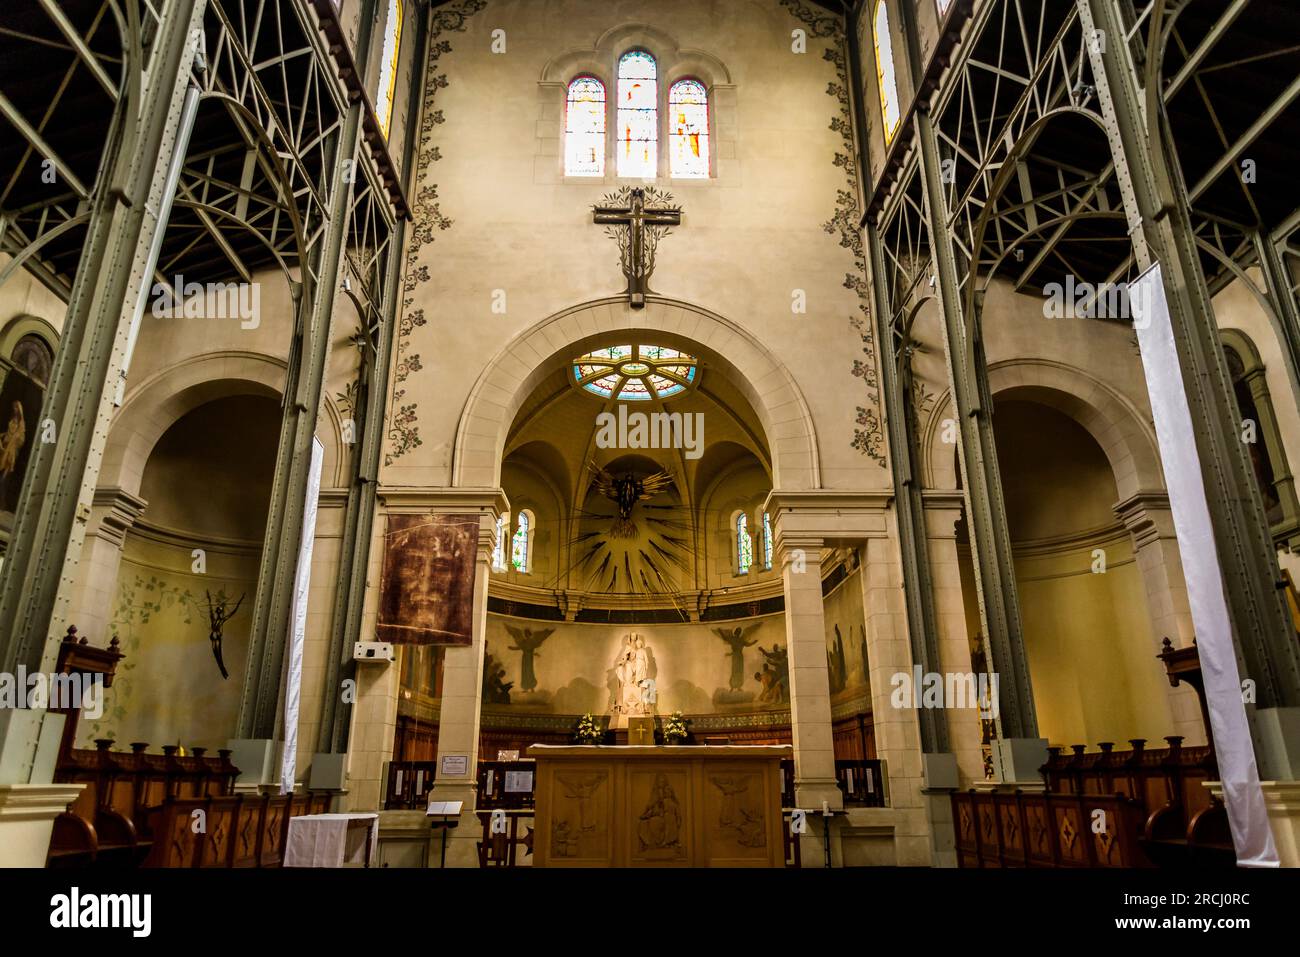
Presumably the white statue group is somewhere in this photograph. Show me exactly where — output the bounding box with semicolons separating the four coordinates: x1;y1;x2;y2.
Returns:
614;633;657;717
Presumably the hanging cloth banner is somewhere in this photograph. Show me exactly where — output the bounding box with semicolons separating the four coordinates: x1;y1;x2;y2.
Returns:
1129;262;1278;867
280;435;325;796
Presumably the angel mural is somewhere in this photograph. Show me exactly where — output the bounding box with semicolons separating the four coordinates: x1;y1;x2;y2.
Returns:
505;624;554;692
754;644;790;704
714;624;760;691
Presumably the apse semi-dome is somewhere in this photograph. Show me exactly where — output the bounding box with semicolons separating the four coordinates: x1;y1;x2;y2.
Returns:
572;343;699;400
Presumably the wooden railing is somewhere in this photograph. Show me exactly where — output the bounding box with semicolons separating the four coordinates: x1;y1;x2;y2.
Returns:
48;739;333;867
388;759;538;812
952;738;1234;868
1041;737;1230;866
777;758;887;808
475;809;534;866
952;789;1150;867
141;790;332;868
476;760;536;810
836;759;885;806
383;760;437;810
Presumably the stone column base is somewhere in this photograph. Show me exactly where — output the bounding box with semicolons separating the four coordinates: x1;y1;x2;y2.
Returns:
0;783;85;867
426;782;479;868
1209;780;1300;867
993;738;1049;784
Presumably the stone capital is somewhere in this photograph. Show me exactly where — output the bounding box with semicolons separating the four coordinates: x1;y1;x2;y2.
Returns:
1113;489;1175;549
378;487;510;559
763;489;894;544
87;485;149;548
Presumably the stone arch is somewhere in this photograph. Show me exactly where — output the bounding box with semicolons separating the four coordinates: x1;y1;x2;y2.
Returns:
0;313;60;356
451;296;820;491
919;358;1164;502
542;23;732;88
101;351;350;497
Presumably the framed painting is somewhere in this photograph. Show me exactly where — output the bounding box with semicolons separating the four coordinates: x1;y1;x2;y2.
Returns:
376;513;479;645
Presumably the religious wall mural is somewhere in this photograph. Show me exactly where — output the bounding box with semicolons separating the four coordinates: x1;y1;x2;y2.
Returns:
481;613;797;718
823;567;871;702
377;513;478;645
0;367;43;530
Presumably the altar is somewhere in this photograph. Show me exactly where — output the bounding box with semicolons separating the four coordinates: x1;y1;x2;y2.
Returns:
528;744;791;867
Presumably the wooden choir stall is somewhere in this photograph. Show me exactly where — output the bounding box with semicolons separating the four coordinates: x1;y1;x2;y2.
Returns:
528;744;790;868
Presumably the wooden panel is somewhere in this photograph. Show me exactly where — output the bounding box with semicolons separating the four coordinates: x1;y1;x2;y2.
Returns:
700;763;782;867
626;765;693;866
537;764;611;866
531;745;788;868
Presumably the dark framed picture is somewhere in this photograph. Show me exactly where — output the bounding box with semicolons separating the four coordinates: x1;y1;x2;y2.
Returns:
376;512;479;645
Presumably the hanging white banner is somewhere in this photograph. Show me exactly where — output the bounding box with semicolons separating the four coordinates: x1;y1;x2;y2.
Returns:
280;435;325;796
1129;262;1278;867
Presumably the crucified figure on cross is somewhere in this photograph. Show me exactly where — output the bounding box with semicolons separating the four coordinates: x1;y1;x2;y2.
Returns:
593;186;682;307
204;590;244;680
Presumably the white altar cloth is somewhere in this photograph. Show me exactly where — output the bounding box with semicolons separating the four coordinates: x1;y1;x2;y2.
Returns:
284;813;378;868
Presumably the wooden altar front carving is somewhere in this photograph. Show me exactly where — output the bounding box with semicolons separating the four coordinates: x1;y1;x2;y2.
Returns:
528;744;789;868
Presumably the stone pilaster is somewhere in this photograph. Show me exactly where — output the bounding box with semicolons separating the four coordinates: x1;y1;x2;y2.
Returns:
1114;490;1205;744
774;531;838;815
922;491;986;787
64;486;148;643
344;488;506;872
766;489;938;866
0;783;86;866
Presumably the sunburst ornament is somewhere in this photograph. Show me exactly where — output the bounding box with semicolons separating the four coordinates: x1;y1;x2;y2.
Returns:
570;464;691;595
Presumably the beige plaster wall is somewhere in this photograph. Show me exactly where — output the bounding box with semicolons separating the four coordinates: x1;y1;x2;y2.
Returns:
383;0;883;491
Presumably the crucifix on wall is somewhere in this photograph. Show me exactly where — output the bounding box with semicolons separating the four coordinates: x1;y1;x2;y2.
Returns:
593;186;682;308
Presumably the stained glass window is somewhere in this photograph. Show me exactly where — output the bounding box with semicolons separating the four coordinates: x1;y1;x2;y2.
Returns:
762;511;773;571
375;0;403;139
669;79;709;178
572;343;699;400
736;512;753;575
565;76;605;176
511;510;532;572
874;0;902;145
492;513;507;571
617;51;657;178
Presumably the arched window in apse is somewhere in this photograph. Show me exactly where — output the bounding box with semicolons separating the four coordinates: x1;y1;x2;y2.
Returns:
617;51;658;177
565;76;606;176
669;78;708;178
375;0;404;138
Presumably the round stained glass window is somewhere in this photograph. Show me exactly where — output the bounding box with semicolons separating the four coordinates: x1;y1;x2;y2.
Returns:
572;343;699;401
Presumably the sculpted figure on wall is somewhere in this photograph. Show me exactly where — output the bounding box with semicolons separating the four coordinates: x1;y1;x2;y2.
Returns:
614;633;653;717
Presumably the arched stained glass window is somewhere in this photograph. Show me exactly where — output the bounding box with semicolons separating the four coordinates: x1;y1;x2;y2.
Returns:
565;76;606;176
511;510;533;572
736;512;753;575
375;0;404;139
492;513;508;571
1223;334;1299;531
669;78;709;178
12;333;53;386
617;51;658;178
762;511;773;571
572;343;699;400
873;1;902;145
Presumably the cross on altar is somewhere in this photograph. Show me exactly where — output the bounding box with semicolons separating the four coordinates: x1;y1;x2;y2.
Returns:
593;187;681;308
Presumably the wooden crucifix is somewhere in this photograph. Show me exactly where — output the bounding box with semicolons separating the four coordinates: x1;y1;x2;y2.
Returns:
593;186;681;308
